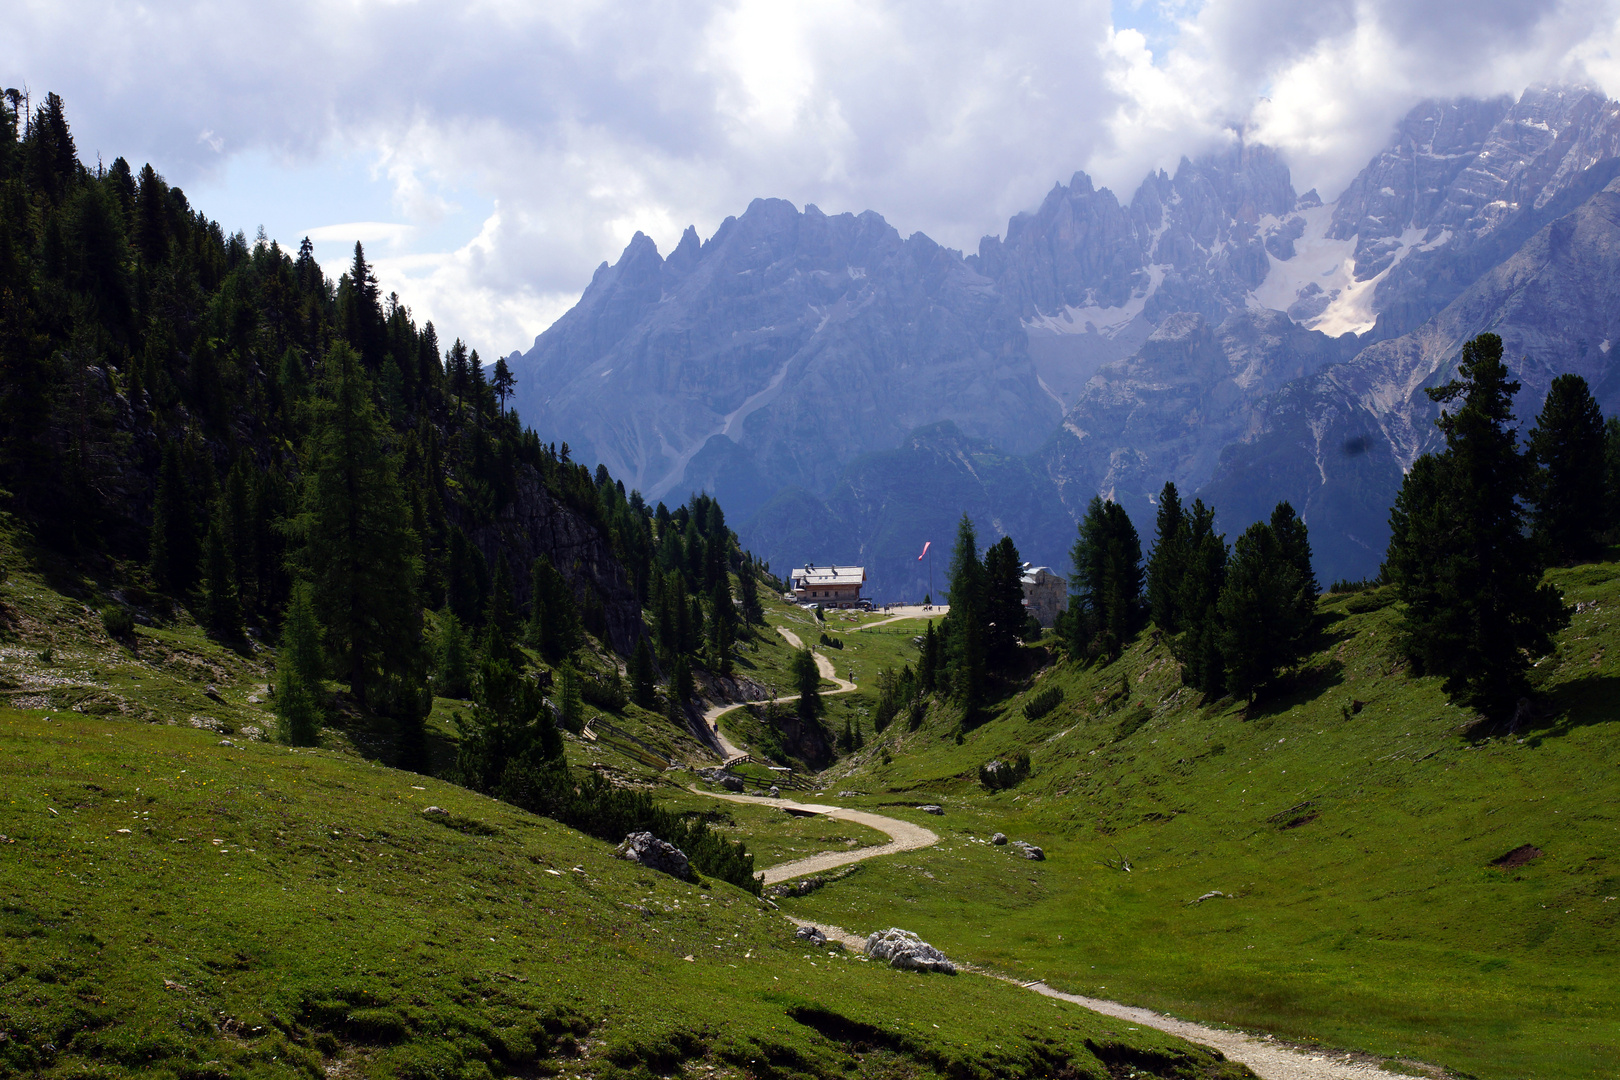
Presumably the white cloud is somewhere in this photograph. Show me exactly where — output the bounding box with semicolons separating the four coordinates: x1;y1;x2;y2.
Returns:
6;0;1620;355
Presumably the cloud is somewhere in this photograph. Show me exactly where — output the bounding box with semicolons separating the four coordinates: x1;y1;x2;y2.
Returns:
6;0;1620;354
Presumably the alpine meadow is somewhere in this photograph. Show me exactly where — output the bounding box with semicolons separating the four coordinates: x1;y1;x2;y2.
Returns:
4;35;1620;1080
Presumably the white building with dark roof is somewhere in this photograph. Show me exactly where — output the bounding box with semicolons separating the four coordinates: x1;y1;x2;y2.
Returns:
790;564;867;608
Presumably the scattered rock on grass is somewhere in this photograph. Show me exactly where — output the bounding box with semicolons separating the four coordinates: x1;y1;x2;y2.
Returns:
917;805;944;816
1011;840;1044;861
795;925;828;947
614;831;694;882
421;806;449;817
865;928;955;974
990;832;1007;845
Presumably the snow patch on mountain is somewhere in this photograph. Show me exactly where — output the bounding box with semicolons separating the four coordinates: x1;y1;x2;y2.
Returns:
1022;264;1165;338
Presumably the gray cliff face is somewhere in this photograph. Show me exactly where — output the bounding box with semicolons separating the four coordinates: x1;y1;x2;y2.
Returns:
1037;309;1352;529
509;199;1057;521
971;144;1302;408
461;466;643;657
1204;175;1620;586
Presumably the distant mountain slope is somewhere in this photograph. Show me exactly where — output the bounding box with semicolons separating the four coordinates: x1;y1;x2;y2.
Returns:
511;84;1620;600
744;422;1073;603
507;199;1058;522
1203;172;1620;583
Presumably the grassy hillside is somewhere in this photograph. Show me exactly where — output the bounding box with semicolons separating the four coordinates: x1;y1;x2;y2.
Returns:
0;549;1251;1080
0;708;1256;1080
773;564;1620;1080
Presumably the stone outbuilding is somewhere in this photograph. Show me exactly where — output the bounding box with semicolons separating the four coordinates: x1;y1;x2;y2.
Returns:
1020;563;1067;628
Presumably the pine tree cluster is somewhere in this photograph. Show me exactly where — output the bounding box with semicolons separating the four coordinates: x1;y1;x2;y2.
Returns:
0;89;768;889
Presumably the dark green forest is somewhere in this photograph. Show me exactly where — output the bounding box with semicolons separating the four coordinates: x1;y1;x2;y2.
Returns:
0;89;774;890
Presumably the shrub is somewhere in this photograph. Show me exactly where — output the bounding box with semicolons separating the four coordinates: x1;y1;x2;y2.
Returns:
580;668;628;711
1022;685;1063;720
101;604;134;640
979;750;1031;790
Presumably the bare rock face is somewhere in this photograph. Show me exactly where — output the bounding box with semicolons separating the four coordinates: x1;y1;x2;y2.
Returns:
461;465;643;656
865;928;956;974
614;831;694;882
509;200;1059;524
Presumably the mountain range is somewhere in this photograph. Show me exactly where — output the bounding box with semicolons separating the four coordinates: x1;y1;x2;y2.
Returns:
508;84;1620;601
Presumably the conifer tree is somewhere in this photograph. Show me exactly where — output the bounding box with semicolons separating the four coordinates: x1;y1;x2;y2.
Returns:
943;514;986;709
918;619;940;693
708;579;735;674
1385;333;1569;719
434;611;474;699
274;583;325;746
200;509;242;642
1527;373;1609;563
557;662;585;733
456;653;561;794
291;342;423;709
793;647;821;724
737;557;763;626
982;535;1026;667
1172;499;1227;695
149;441;200;595
1146;482;1186;632
1217;518;1312;702
631;636;657;709
1070;496;1143;660
492;355;514;415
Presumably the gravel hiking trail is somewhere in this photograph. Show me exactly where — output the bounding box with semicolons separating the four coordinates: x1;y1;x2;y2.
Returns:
685;789;1408;1080
694;788;938;884
701;627;855;764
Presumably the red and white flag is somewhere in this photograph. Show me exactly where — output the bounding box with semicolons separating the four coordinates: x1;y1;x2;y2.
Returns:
917;541;930;560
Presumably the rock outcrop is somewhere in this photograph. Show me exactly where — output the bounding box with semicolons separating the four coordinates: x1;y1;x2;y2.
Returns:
865;928;956;974
613;832;694;882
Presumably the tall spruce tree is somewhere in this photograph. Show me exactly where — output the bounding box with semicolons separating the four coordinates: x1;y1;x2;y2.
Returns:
148;441;200;595
631;636;657;709
1527;373;1609;563
199;510;242;642
1070;496;1143;660
793;647;822;724
292;342;423;709
708;579;736;674
737;557;763;626
1172;499;1227;695
1217;517;1313;702
274;583;325;746
1384;333;1569;719
982;535;1027;667
943;514;986;709
1146;482;1187;632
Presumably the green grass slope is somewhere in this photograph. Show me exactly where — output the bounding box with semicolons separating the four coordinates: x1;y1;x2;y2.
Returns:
0;709;1251;1080
777;566;1620;1080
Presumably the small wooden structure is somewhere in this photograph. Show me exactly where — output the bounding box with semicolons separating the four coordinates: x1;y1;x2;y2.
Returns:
790;564;866;608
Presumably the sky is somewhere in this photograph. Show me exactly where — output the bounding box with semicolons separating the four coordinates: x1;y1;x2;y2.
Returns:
7;0;1620;358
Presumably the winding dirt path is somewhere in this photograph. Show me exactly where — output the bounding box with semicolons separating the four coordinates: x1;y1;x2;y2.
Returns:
700;626;857;764
693;789;937;884
680;785;1408;1080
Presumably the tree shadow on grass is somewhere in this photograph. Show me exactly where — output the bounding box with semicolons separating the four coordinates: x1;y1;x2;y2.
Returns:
1523;674;1620;746
1244;659;1347;721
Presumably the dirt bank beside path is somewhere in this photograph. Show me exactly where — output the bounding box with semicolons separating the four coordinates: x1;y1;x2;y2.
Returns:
691;788;937;884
